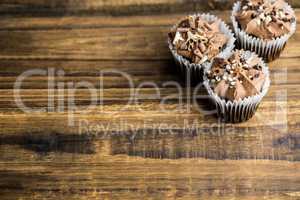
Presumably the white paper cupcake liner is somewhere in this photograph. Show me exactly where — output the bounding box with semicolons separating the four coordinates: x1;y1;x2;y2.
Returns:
168;13;235;83
203;50;271;123
231;1;297;61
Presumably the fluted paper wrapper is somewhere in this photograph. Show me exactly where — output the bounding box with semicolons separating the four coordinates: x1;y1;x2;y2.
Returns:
231;1;296;61
168;13;235;83
203;51;271;123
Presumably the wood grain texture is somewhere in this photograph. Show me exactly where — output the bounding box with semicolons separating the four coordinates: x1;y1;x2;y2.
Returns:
0;11;298;60
0;4;300;200
0;0;298;16
0;160;300;200
0;0;252;16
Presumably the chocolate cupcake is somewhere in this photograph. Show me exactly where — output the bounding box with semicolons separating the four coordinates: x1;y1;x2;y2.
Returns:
232;0;296;61
168;14;235;83
203;50;270;123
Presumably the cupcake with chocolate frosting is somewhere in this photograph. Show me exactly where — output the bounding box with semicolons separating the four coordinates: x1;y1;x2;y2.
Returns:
232;0;296;61
168;14;235;82
204;50;270;123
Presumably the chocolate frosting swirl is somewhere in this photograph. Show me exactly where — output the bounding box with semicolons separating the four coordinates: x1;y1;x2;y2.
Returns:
169;15;228;64
207;50;266;101
236;0;295;40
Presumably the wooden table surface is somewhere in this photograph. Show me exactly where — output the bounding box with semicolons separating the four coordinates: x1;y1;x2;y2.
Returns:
1;1;300;199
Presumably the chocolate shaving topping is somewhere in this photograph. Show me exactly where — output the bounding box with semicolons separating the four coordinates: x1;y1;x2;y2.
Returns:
169;15;228;64
236;0;295;40
207;50;266;101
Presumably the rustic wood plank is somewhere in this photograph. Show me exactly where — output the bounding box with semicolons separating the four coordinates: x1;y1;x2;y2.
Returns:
0;58;297;89
0;26;298;60
0;11;298;60
0;11;299;31
0;102;299;198
0;12;230;30
0;57;297;74
0;83;297;108
0;60;174;76
0;0;250;16
0;160;299;200
0;59;179;89
0;98;298;131
0;58;296;112
0;0;298;16
0;109;300;160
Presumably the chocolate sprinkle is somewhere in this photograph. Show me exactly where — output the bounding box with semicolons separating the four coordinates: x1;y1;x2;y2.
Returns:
207;50;266;101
